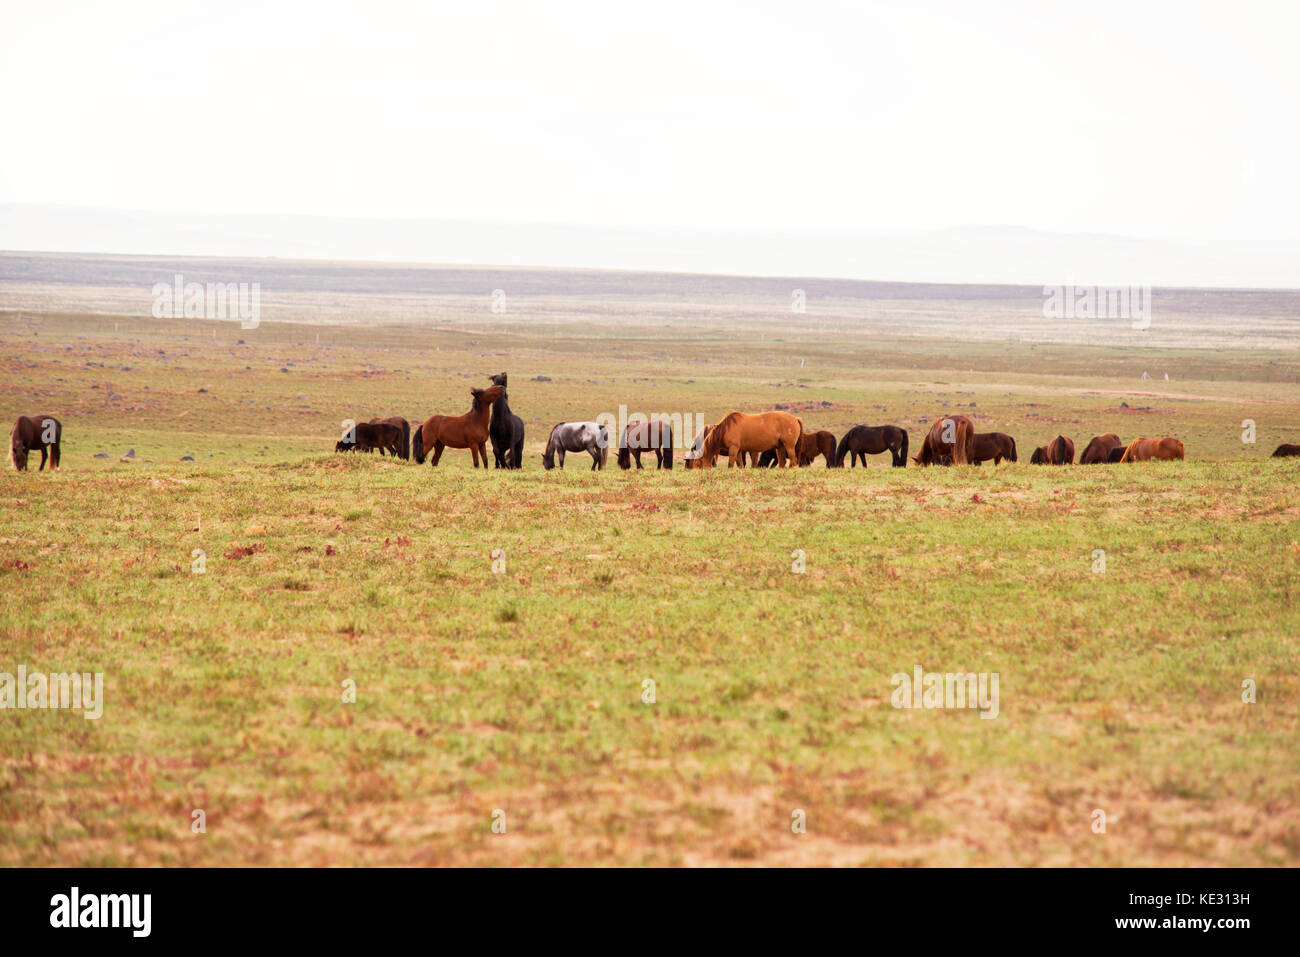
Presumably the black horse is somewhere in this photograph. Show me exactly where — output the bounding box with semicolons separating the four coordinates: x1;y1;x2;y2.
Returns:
488;373;525;469
835;424;909;468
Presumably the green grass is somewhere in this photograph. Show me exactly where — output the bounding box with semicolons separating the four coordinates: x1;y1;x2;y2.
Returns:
1;305;1298;866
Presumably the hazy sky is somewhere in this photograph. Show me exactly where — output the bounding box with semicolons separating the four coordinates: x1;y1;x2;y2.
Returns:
2;0;1298;241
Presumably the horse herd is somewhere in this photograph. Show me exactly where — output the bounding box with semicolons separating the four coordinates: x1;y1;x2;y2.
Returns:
9;376;1300;473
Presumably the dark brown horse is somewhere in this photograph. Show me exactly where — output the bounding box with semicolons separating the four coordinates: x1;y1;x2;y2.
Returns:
1106;445;1127;462
337;421;404;456
913;415;975;466
836;424;909;468
412;384;505;467
1272;444;1300;458
969;431;1017;465
757;430;838;467
10;414;62;471
370;416;411;459
618;419;674;469
1030;435;1074;465
1079;433;1123;464
487;373;525;469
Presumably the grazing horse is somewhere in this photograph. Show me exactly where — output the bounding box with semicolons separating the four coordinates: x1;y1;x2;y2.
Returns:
10;414;61;471
337;421;403;456
369;416;410;459
1106;445;1127;463
1080;433;1123;464
1118;436;1184;462
969;431;1017;465
758;430;838;467
1030;435;1074;465
913;415;976;466
412;384;505;467
698;411;802;468
487;373;525;469
836;424;909;468
542;421;609;470
618;419;674;470
1272;443;1300;458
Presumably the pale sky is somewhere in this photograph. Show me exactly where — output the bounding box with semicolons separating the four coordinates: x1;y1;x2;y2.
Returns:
2;0;1298;242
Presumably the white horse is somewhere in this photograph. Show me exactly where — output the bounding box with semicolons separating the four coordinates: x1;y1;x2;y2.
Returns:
542;421;609;470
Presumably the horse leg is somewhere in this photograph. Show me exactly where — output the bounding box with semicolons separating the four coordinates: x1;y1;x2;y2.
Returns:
39;446;48;471
558;449;565;468
634;450;643;469
431;441;445;466
728;443;742;467
589;444;600;470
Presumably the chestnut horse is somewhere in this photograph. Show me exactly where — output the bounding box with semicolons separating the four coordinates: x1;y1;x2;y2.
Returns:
1030;435;1074;465
1271;444;1300;458
913;415;975;466
836;424;909;468
10;414;62;471
618;419;674;470
698;411;802;468
969;431;1017;465
1118;436;1184;462
412;384;505;467
1079;433;1122;464
757;430;837;467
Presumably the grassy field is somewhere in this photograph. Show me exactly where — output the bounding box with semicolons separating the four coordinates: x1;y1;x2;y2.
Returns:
1;259;1298;866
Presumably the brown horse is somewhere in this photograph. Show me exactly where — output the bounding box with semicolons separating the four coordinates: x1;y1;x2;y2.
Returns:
913;415;976;466
757;430;838;467
1272;444;1300;458
969;431;1017;465
1106;445;1127;463
1030;435;1074;465
370;416;411;460
337;421;404;456
618;419;674;470
698;411;802;468
10;414;62;471
1118;436;1184;462
412;384;505;467
1079;433;1123;464
836;424;909;468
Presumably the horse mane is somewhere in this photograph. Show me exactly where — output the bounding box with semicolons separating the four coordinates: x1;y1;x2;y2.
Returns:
704;413;743;456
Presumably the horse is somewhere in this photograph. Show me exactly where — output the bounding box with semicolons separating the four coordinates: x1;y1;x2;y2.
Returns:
913;415;975;466
10;414;62;471
542;421;609;470
836;424;909;468
969;431;1017;465
698;411;802;468
618;419;674;470
1079;433;1123;464
1106;445;1127;463
337;421;403;456
1030;435;1074;465
487;373;525;469
412;384;505;467
1118;436;1184;462
369;416;410;459
757;429;837;467
1272;444;1300;458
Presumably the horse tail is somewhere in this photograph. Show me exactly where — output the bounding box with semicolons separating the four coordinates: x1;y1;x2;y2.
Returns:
898;429;909;467
663;425;673;469
399;420;410;460
617;428;631;470
834;433;850;468
412;423;425;464
1008;436;1017;462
